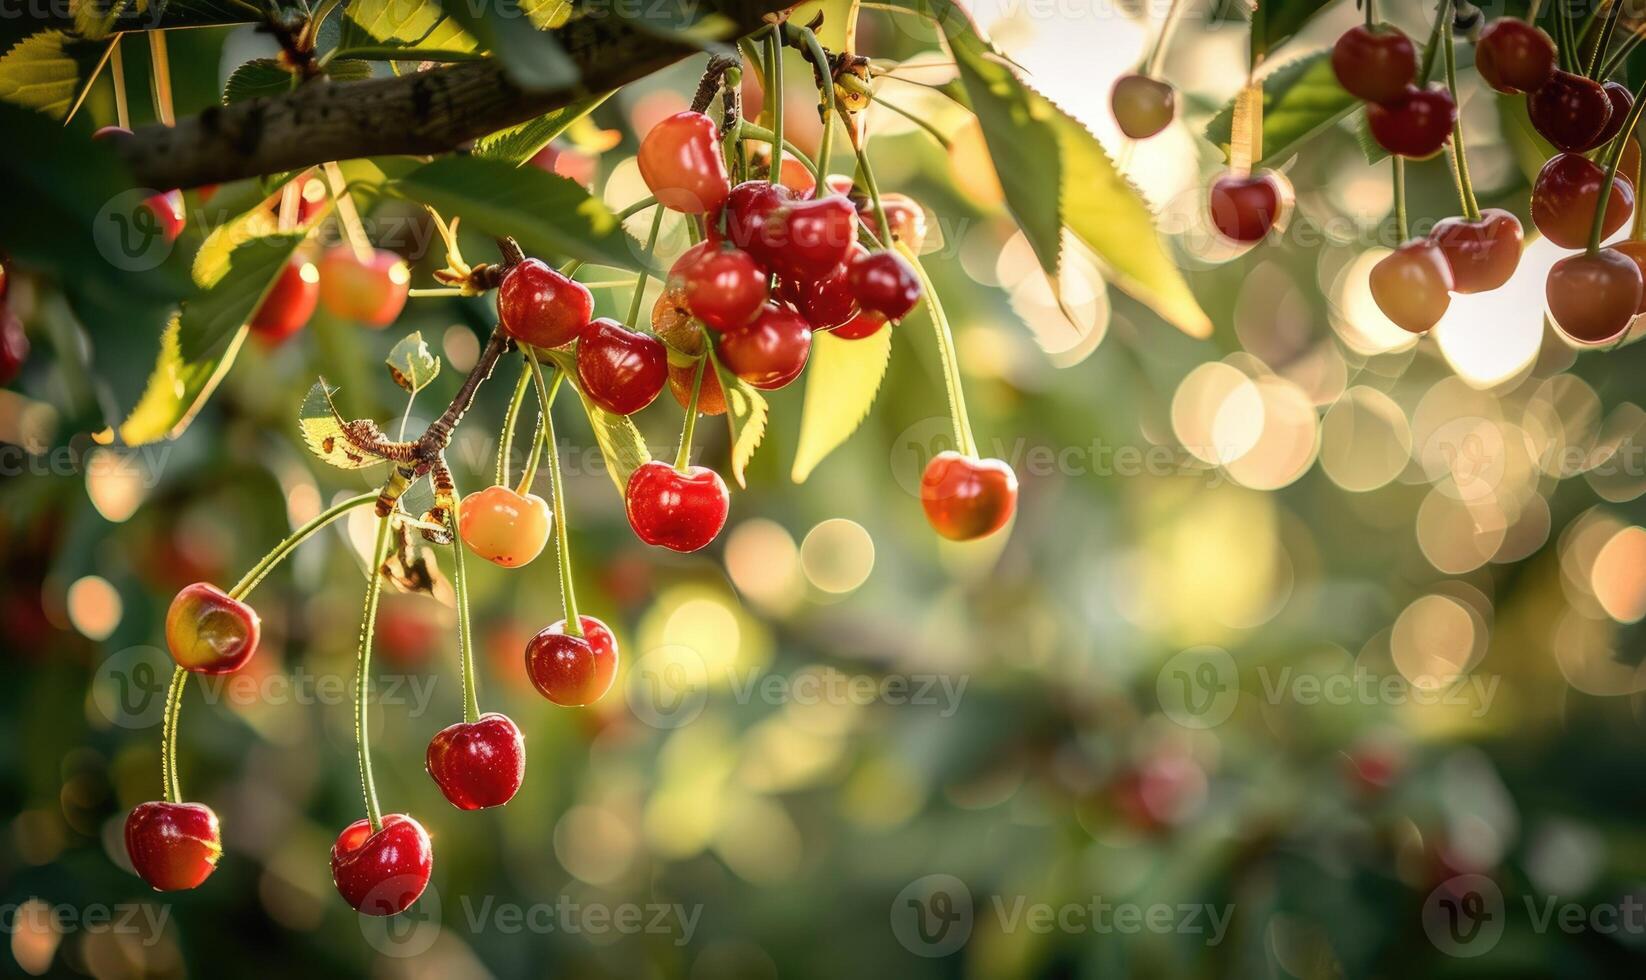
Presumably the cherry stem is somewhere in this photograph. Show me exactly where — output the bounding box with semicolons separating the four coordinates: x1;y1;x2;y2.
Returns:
627;205;665;328
447;503;481;724
1529;0;1545;23
160;665;186;803
110;38;129;129
852;135;893;246
1600;29;1645;80
766;30;785;183
1556;0;1577;73
147;30;175;126
906;248;978;458
616;197;659;222
1439;0;1481;222
527;350;582;637
1145;0;1191;77
1363;0;1375;30
791;26;836;195
1586;73;1646;253
496;363;531;487
228;491;379;601
1587;0;1623;78
1393;156;1409;242
737;123;821;184
517;391;547;494
676;355;707;471
1416;1;1445;83
355;513;394;833
1632;141;1645;239
835;73;952;151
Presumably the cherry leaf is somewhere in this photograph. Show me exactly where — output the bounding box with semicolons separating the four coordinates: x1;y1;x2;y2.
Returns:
541;348;652;495
0;30;114;119
386;331;442;394
710;351;768;489
791;328;892;483
115;314;247;446
339;0;478;53
1205;51;1357;169
473;91;614;166
297;381;394;470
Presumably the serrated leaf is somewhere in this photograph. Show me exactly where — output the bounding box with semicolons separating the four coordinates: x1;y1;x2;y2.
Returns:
542;348;652;494
435;0;576;89
224;58;372;104
473;91;614;165
298;381;393;469
1251;0;1334;62
179;230;311;362
791;328;892;482
710;352;768;489
386;331;442;393
116;313;247;445
339;0;478;51
0;30;112;119
192;207;278;286
1205;51;1357;168
72;0;254;39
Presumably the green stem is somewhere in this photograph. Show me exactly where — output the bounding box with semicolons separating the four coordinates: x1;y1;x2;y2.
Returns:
1145;0;1192;76
1393;156;1409;241
1439;0;1480;222
1557;0;1577;73
836;74;950;150
1417;1;1447;83
527;351;582;637
228;492;379;601
517;402;547;494
1600;30;1644;80
355;514;394;833
1529;0;1546;23
1588;0;1623;78
766;30;784;183
853;139;893;257
616;197;659;222
793;26;839;193
160;666;186;803
447;505;480;724
738;123;821;184
676;356;707;471
627;205;665;328
1587;74;1646;253
906;250;977;457
1363;0;1374;30
496;363;532;488
559;259;584;278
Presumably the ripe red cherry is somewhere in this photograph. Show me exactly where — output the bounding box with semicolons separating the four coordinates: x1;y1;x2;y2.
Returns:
1528;70;1612;152
525;615;619;706
1331;25;1416;105
849;250;922;320
165;582;260;674
250;258;319;344
0;304;27;385
1431;208;1524;293
498;257;594;349
1371;239;1454;333
723;180;797;261
1110;73;1176;139
861;193;929;253
317;247;409;327
425;712;525;810
790;244;863;330
668;360;727;415
920;452;1019;541
766;196;859;280
638;111;731;214
576;318;668;415
458;485;551;568
125;801;221;892
1475;19;1556;94
1366;83;1457;157
674;245;769;331
1207;170;1292;243
718;303;812;389
624;459;731;553
1547;248;1644;344
1531;153;1635;249
330;814;433;915
832;309;889;339
1612;241;1646;314
1587;82;1635;150
92;125;186;241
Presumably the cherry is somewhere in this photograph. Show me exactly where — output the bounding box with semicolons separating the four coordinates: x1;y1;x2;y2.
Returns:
1370;239;1454;333
330;813;433;915
624;459;730;553
718;303;812;389
458;485;551;568
1431;208;1524;294
525;615;619;706
674;244;769;331
1612;241;1646;314
849;250;922;320
1207;170;1291;243
125;801;221;891
766;196;859;281
861;193;929;254
0;304;27;385
1547;248;1644;344
1366;83;1456;158
723;180;797;262
575;317;668;415
91;126;186;242
1330;25;1416;105
425;712;525;810
317;247;409;327
832;309;889;340
1110;73;1176;140
668;360;727;415
791;245;863;330
249;258;319;345
1528;70;1612;152
498;257;594;349
920;452;1019;541
1531;152;1635;249
1587;82;1635;150
165;582;260;674
638;110;732;214
1475;19;1556;94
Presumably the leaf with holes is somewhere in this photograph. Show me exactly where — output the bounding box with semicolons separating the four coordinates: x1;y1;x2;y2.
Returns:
791;328;892;482
1205;52;1358;168
710;351;769;489
298;381;395;470
386;332;442;394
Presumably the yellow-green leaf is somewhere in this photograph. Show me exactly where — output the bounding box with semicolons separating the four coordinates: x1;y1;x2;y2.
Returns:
542;348;651;494
386;331;442;394
791;328;892;483
298;381;392;470
710;352;768;489
116;314;246;445
0;31;111;119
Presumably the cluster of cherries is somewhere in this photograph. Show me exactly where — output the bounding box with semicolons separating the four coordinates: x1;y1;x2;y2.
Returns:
251;244;412;343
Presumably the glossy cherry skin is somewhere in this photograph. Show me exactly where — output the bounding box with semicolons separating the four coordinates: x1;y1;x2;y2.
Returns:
498;257;594;349
862;193;928;253
426;712;525;810
675;245;769;331
849;250;922;320
639;111;732;214
625;459;731;553
668;360;727;415
330;814;433;916
0;305;27;385
125;801;221;892
794;252;861;331
1587;82;1635;150
1612;241;1646;313
575;317;668;416
766;196;859;281
723;180;797;262
317;247;409;327
1475;19;1556;94
1547;248;1644;344
526;615;619;706
1331;25;1416;105
1371;239;1454;333
1531;153;1635;250
1207;170;1291;243
919;452;1020;541
718;303;812;389
1431;209;1523;293
1528;70;1612;152
831;309;889;340
1110;73;1176;139
1366;84;1456;158
458;485;551;568
250;259;320;344
166;582;260;674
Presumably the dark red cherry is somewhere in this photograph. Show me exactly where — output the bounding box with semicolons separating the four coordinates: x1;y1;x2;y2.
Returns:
1371;239;1453;333
1331;25;1416;105
1586;82;1635;150
525;615;619;706
0;304;27;385
1547;248;1644;344
165;582;260;674
1612;241;1646;313
920;452;1019;541
766;196;859;280
723;179;797;262
1475;19;1557;94
1207;170;1292;243
793;245;864;330
575;318;667;416
1528;70;1612;152
831;309;889;339
125;801;221;891
250;258;319;345
1366;83;1457;158
498;258;594;349
849;250;922;320
675;244;769;331
425;712;525;810
624;459;731;553
717;303;812;389
1110;73;1176;139
1431;208;1523;293
1531;153;1635;250
638;110;732;214
330;814;433;915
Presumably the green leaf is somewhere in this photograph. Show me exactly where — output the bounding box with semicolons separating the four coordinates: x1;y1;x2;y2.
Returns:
603;0;742;51
72;0;255;39
473;91;613;165
0;31;113;119
1204;52;1358;168
793;0;861;51
179;231;309;362
791;328;892;482
339;0;477;51
1251;0;1335;62
115;314;247;445
224;59;373;103
298;381;394;469
386;331;442;394
390;156;655;273
710;352;768;489
435;0;576;89
192;207;278;286
541;348;652;494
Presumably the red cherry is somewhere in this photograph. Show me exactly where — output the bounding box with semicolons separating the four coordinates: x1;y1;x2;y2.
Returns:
525;615;619;706
1431;208;1524;294
1547;248;1644;344
498;257;594;349
425;712;525;810
831;309;889;340
125;801;221;891
1366;83;1456;158
330;814;433;915
717;303;812;389
849;250;922;320
638;111;731;214
458;485;551;568
1475;19;1556;94
766;196;859;281
723;180;797;262
1612;241;1646;313
771;156;816;195
667;360;727;415
791;245;863;330
1528;70;1612;152
1110;73;1176;139
624;459;730;553
1586;82;1635;150
575;318;668;415
165;582;260;674
1370;239;1454;333
1330;25;1416;105
1207;170;1292;243
92;125;186;241
1531;153;1635;250
0;304;27;385
920;452;1019;541
249;259;319;344
317;247;409;327
860;193;929;253
675;245;769;331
